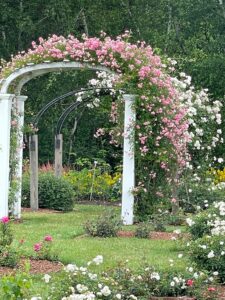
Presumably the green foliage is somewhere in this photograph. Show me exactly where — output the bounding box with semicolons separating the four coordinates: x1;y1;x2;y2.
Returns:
135;223;151;238
0;220;19;268
22;172;75;211
33;236;58;261
186;202;225;240
0;245;19;268
189;235;225;282
187;210;212;240
84;210;122;237
178;181;225;213
0;265;32;299
63;168;121;201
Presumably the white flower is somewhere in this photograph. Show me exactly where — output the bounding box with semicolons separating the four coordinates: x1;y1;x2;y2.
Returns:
170;281;175;287
207;250;215;258
100;286;111;297
178;254;183;258
88;273;97;280
218;158;224;163
213;271;219;276
65;264;78;272
92;255;103;265
43;274;51;283
76;284;88;293
194;140;201;149
199;245;207;249
116;294;122;299
150;272;160;280
186;218;195;226
129;295;137;300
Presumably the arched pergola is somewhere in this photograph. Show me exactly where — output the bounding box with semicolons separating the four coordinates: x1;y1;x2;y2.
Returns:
0;61;135;224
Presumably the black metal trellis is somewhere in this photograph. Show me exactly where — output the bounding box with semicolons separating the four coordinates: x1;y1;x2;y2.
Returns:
32;87;115;128
55;88;113;134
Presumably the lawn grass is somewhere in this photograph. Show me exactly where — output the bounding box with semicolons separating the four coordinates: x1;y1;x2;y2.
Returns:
12;204;189;272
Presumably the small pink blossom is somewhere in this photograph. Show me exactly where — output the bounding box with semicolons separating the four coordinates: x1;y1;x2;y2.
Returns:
34;243;42;252
1;216;9;224
44;235;53;242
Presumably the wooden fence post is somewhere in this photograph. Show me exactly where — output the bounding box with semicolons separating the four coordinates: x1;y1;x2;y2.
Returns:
54;134;63;177
29;134;38;210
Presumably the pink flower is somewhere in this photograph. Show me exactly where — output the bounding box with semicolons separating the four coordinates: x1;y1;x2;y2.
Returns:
34;243;42;252
1;216;9;224
208;287;216;292
186;279;194;286
44;235;53;242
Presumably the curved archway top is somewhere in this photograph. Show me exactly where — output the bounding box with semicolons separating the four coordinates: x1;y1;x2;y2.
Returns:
0;61;114;95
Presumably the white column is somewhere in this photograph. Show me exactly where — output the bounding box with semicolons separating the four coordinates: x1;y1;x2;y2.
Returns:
0;94;14;218
121;94;136;225
13;95;27;219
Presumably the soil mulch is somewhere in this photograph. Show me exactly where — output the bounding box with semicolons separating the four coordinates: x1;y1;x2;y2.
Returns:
0;258;63;276
117;230;187;240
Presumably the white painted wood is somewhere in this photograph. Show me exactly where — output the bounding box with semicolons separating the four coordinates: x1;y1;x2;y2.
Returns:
0;94;14;218
54;134;63;177
12;95;27;219
121;94;136;225
29;135;38;210
0;62;113;94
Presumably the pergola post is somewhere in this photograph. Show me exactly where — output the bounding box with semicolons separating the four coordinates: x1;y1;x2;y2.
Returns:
13;95;28;219
121;94;136;225
54;134;63;177
29;134;39;210
0;94;14;218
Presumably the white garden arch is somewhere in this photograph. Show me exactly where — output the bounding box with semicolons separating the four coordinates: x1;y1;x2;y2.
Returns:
0;61;135;224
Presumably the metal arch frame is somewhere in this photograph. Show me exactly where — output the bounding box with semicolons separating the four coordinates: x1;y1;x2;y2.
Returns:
32;87;114;128
55;88;113;135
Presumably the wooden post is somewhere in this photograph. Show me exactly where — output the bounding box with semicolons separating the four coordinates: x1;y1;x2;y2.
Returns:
29;134;38;210
54;134;63;177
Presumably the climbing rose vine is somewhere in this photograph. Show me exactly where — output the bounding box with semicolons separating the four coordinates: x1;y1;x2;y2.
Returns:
1;32;221;215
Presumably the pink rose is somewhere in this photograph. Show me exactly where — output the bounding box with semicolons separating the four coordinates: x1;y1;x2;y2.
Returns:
34;243;42;252
1;216;9;224
186;279;194;286
44;235;53;242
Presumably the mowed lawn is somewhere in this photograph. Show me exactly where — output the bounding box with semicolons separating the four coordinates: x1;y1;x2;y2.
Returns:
12;205;188;272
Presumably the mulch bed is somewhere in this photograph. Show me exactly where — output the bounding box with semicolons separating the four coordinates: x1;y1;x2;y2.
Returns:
0;258;63;276
117;230;187;240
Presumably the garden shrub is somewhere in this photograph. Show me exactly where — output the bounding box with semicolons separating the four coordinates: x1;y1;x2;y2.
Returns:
189;234;225;282
186;201;225;240
135;223;151;238
84;211;121;237
178;181;225;213
0;217;19;268
0;265;33;299
33;235;58;261
22;172;75;211
40;256;212;300
63;169;121;201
